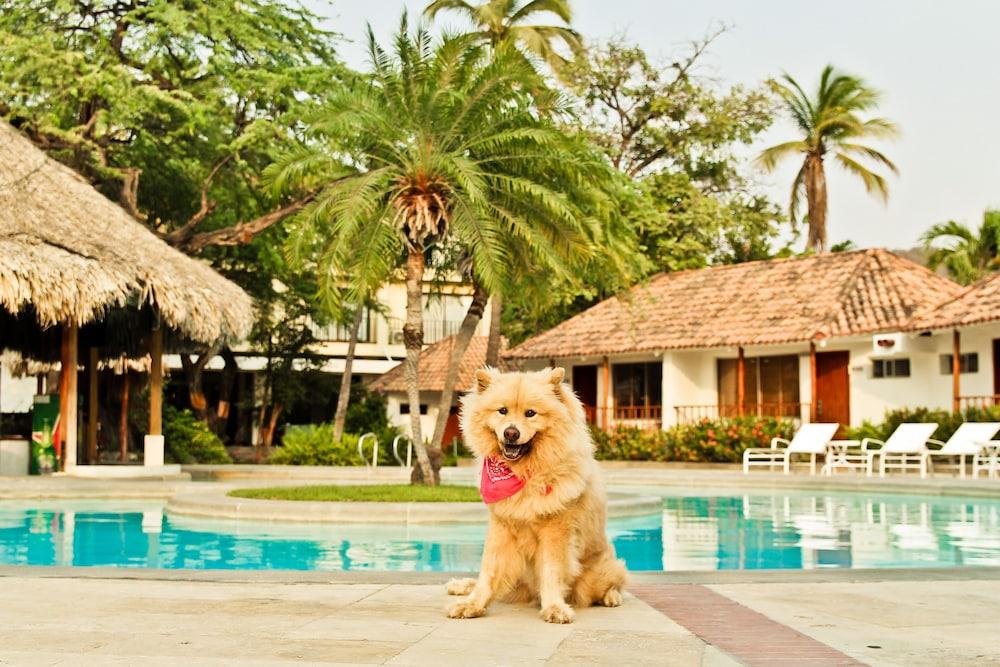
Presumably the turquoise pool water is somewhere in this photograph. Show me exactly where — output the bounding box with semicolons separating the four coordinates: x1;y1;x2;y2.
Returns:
1;490;999;571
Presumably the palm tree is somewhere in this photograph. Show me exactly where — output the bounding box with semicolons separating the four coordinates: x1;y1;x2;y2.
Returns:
424;1;583;370
757;65;899;252
921;210;1000;285
273;18;617;484
424;0;582;70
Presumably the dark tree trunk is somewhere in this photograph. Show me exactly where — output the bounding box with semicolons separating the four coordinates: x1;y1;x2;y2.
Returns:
804;152;828;253
332;306;364;442
485;293;503;367
402;248;436;485
429;282;489;451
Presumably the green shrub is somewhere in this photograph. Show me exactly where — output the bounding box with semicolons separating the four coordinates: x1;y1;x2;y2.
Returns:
345;388;401;452
592;416;795;463
163;406;232;464
846;405;1000;443
269;424;361;466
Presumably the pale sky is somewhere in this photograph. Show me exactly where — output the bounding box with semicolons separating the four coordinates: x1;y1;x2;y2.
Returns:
306;0;1000;251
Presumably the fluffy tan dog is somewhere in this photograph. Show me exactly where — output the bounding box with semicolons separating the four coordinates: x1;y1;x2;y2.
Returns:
446;367;627;624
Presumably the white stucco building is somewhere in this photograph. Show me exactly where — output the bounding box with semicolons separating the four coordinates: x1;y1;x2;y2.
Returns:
505;249;1000;430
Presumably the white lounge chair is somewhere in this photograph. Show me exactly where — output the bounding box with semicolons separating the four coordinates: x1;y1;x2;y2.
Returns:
926;422;1000;478
743;423;839;475
863;423;939;478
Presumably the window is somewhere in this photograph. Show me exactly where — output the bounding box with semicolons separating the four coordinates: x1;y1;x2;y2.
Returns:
311;309;372;343
717;355;800;417
399;403;428;415
873;358;910;378
611;362;662;418
939;353;978;374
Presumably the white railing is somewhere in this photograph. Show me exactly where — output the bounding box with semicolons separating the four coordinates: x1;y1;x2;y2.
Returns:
357;432;379;468
392;434;413;468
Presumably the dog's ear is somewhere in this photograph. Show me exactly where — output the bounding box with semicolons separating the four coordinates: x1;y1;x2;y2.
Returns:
548;367;565;389
475;368;495;393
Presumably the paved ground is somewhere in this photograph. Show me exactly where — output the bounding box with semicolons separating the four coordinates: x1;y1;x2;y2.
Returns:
1;572;998;666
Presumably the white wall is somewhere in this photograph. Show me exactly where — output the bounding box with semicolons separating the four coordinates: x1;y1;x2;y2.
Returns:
386;390;441;444
514;322;1000;430
0;363;36;413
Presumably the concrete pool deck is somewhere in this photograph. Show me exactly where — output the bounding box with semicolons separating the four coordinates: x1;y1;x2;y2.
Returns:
2;465;1000;664
1;567;999;665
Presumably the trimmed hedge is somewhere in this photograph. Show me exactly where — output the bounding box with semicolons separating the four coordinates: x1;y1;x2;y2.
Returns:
592;416;795;463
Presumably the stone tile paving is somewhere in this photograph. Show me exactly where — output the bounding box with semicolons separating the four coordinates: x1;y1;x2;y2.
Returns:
0;577;719;666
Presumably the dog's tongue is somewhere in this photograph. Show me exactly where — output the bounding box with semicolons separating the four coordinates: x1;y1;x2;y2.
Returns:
480;456;525;504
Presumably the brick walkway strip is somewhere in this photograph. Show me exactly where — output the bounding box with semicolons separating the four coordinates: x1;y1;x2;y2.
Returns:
631;584;865;666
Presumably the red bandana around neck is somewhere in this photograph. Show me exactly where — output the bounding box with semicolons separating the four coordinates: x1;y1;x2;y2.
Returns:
480;456;525;504
480;456;552;504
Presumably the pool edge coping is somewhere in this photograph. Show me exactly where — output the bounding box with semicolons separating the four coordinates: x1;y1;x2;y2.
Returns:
2;564;998;585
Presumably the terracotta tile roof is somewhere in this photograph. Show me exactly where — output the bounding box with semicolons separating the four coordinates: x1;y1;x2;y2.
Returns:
506;249;962;359
369;335;507;393
904;271;1000;331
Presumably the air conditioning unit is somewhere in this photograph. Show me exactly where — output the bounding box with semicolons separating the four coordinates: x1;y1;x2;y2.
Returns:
871;332;906;356
391;331;405;345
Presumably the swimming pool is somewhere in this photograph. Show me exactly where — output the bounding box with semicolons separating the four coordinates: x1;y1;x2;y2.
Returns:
1;489;998;571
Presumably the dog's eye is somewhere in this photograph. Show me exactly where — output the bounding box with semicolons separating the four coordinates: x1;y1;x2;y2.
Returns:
498;407;507;415
525;409;536;418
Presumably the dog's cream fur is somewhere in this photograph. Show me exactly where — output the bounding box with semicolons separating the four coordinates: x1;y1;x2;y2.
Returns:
446;367;627;624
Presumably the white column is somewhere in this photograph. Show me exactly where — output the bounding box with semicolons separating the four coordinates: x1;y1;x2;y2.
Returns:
798;351;813;423
661;352;675;429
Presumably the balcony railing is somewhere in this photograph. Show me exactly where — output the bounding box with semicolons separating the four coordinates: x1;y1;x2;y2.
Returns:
675;403;810;425
584;406;662;432
386;317;465;345
957;395;1000;411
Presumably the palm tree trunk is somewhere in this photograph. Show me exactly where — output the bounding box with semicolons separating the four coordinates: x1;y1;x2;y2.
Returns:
403;248;436;485
429;282;489;451
805;153;829;253
332;306;364;442
485;293;503;367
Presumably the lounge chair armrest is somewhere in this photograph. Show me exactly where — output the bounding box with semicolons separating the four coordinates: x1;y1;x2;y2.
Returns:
770;437;791;450
860;438;884;451
925;438;946;451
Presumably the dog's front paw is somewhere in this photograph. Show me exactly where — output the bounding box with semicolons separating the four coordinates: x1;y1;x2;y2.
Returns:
601;587;623;607
445;578;477;596
447;601;486;619
540;601;575;624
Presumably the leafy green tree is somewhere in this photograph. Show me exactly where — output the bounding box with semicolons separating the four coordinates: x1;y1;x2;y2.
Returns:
424;0;581;70
566;33;773;183
757;65;899;252
275;20;620;484
921;210;1000;285
0;0;343;252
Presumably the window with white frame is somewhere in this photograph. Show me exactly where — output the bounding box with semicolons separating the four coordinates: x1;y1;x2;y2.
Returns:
939;353;978;374
873;358;910;378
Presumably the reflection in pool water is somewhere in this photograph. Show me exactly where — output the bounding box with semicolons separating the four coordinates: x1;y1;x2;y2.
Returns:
0;490;998;571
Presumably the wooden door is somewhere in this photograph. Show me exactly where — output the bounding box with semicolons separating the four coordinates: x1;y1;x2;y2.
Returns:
992;339;1000;396
572;365;598;424
442;406;462;448
815;351;850;429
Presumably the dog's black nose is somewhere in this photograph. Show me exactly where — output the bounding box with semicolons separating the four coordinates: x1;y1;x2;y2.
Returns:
503;426;520;443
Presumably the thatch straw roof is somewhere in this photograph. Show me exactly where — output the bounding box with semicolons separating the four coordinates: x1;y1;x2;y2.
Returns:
0;121;253;347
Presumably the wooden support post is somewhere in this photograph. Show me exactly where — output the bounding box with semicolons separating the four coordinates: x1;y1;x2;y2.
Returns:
953;329;961;413
86;347;98;464
809;342;818;422
120;372;130;463
601;356;610;429
59;322;78;470
736;346;745;416
149;327;163;436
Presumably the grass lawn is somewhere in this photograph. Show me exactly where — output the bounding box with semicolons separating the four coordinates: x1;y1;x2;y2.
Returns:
228;484;482;503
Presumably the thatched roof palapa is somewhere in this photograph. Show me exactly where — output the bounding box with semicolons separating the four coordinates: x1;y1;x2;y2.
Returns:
0;121;253;350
